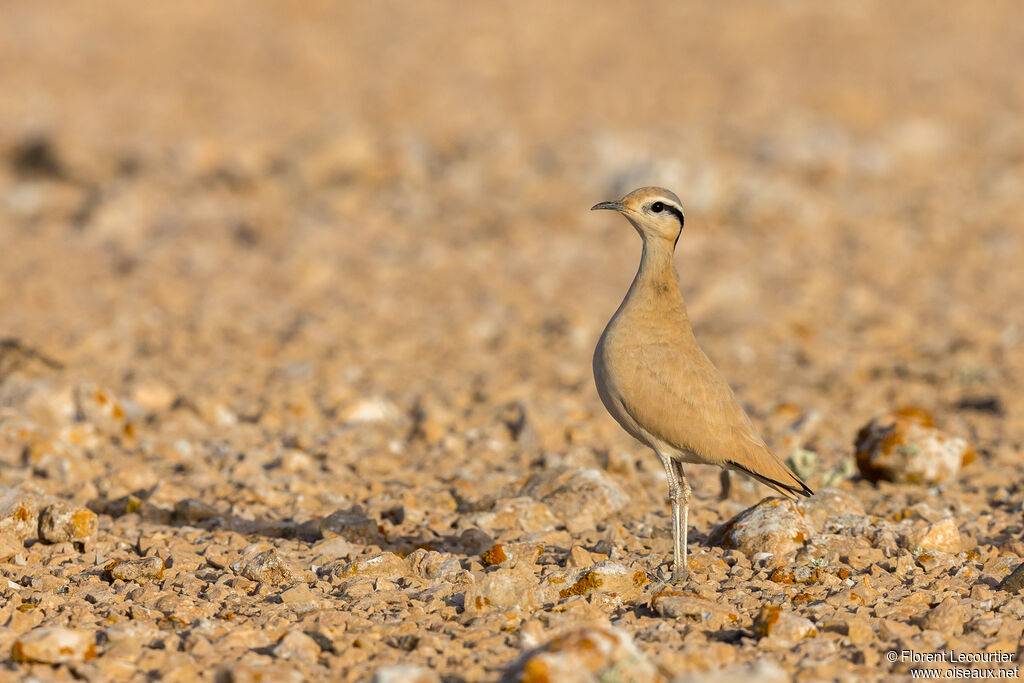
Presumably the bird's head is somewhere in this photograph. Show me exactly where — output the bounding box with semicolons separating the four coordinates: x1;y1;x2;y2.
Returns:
591;186;685;247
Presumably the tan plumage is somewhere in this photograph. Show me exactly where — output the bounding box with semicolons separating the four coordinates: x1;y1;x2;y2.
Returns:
592;186;811;582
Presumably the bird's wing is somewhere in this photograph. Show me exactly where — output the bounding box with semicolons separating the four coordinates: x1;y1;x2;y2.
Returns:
615;340;812;498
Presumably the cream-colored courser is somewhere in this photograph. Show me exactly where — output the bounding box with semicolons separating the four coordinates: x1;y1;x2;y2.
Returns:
592;186;812;582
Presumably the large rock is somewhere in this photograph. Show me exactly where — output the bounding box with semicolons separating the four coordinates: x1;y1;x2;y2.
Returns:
519;467;629;530
753;606;818;647
501;626;663;683
231;548;295;586
550;561;648;602
708;498;813;563
904;518;962;554
650;589;740;630
106;556;165;583
11;627;97;664
464;566;542;614
0;487;43;540
38;502;98;544
854;407;973;485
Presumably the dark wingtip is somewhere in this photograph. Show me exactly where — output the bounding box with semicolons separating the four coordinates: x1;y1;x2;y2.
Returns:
727;459;814;498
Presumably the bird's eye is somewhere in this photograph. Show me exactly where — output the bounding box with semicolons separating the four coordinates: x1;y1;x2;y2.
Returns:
651;202;664;213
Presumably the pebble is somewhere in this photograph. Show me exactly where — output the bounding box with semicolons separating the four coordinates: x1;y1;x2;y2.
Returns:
232;548;295;586
106;556;166;582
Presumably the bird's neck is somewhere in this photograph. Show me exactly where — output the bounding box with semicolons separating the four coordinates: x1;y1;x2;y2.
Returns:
629;239;681;300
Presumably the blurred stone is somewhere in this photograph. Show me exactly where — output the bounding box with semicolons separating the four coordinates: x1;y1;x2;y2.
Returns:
318;506;385;545
708;498;813;563
272;630;320;660
340;552;409;579
11;627;96;664
501;626;662;683
905;518;962;553
797;488;865;531
854;408;972;485
38;502;97;543
753;606;818;647
554;561;648;601
173;498;219;523
106;557;165;583
232;548;295;586
464;566;542;614
372;666;441;683
462;497;558;534
998;562;1024;593
519;467;629;530
0;487;44;539
917;597;964;635
651;589;740;630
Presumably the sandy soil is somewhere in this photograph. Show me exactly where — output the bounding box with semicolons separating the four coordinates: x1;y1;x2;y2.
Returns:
1;1;1023;680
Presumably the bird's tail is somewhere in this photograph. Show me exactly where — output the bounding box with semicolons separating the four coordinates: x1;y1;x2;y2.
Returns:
726;447;813;500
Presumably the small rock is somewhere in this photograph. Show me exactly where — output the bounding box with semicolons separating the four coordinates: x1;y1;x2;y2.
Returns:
854;407;972;485
844;616;876;644
406;549;464;580
674;660;788;683
651;589;739;630
173;498;219;523
279;584;317;605
0;487;43;540
464;566;541;614
519;467;629;530
318;506;385;545
566;546;592;569
998;562;1024;593
272;630;321;660
106;556;165;582
753;605;818;647
11;626;96;664
708;498;813;563
340;552;408;579
555;561;648;601
462;497;559;534
372;665;441;683
38;502;98;544
342;397;402;425
797;488;865;531
501;626;662;683
918;597;964;635
906;518;962;553
232;548;295;586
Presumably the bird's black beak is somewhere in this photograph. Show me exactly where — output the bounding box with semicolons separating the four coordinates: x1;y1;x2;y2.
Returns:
591;200;625;212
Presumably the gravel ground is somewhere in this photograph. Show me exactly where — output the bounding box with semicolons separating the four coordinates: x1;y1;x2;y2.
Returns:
1;2;1023;681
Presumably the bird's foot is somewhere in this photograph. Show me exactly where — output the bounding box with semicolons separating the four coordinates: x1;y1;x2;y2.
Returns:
671;567;689;584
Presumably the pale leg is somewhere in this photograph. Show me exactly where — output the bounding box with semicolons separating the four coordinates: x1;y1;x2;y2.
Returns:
672;460;691;582
658;453;684;582
719;468;731;500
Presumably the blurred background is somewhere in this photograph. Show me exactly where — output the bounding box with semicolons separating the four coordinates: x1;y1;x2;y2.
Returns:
3;0;1023;504
1;0;1022;676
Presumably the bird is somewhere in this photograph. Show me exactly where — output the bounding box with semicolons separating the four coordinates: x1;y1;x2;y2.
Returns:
591;186;812;583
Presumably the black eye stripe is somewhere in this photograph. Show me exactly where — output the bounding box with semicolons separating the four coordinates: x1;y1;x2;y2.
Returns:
661;203;685;227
